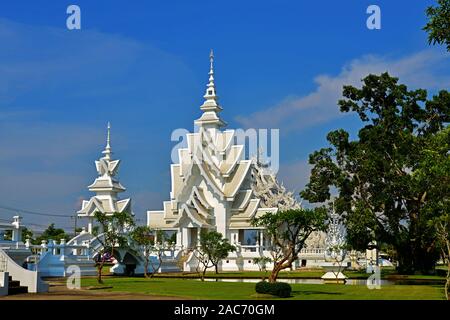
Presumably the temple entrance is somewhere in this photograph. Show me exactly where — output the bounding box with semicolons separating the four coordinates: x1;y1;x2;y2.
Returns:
189;228;198;248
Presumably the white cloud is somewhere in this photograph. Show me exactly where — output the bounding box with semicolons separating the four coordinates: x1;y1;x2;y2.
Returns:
235;50;450;132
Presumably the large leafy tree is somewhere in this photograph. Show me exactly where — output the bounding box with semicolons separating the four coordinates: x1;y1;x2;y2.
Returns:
421;127;450;298
424;0;450;51
93;211;135;283
252;208;327;283
301;73;449;274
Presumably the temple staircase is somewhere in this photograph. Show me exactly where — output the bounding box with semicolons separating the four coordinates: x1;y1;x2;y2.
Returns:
0;248;48;296
7;275;28;295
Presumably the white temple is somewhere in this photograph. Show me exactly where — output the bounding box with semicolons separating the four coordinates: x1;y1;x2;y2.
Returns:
0;52;373;296
77;123;132;233
25;125;149;278
147;51;280;271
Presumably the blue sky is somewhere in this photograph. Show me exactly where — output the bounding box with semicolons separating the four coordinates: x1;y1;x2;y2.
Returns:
0;1;448;231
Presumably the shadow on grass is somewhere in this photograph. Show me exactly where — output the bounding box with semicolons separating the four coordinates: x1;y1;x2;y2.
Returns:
292;290;343;296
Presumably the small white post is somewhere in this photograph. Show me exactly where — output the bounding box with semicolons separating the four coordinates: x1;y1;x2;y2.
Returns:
60;239;66;257
41;240;47;254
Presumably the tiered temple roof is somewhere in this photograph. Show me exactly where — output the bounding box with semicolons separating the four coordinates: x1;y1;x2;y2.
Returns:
78;123;131;217
148;51;277;231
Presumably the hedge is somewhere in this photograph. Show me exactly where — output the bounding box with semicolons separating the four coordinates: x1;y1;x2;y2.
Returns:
255;281;292;298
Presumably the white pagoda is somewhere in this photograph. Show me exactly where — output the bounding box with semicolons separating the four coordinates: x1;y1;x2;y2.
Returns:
28;127;149;277
77;123;132;233
147;51;278;271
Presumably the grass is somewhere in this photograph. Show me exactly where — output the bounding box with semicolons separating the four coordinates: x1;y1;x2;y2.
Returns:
154;270;368;279
80;276;447;300
152;268;446;281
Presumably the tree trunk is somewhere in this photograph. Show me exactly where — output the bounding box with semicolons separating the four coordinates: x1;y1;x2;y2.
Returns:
97;262;104;284
149;260;156;278
446;249;450;300
215;264;219;274
144;258;149;278
149;255;162;279
201;266;207;281
269;263;284;283
268;254;295;283
396;241;415;274
446;273;449;301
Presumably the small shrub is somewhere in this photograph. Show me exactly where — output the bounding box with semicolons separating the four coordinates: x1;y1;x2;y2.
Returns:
255;281;271;294
269;282;292;298
255;281;292;298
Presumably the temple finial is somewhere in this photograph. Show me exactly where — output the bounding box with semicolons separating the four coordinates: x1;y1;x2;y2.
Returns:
103;122;112;159
107;122;111;147
209;49;214;74
194;49;226;128
206;49;216;98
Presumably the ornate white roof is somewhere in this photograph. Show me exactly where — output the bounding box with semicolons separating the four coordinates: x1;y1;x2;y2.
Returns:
77;123;131;217
148;52;277;230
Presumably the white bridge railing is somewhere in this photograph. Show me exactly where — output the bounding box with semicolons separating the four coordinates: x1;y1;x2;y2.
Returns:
26;239;92;258
300;248;326;255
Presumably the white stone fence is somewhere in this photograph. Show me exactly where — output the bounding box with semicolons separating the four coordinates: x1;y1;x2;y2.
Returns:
300;248;326;255
25;238;92;259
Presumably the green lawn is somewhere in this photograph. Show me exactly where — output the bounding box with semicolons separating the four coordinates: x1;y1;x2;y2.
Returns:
154;270;368;279
153;268;446;281
81;277;446;300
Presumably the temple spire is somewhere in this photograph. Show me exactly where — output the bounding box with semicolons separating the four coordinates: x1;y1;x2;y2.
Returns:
78;122;130;224
194;50;226;129
208;49;215;90
209;49;214;71
205;49;217;102
102;122;112;159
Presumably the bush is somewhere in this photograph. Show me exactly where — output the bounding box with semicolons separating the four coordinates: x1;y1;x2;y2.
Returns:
255;281;271;294
255;281;292;298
